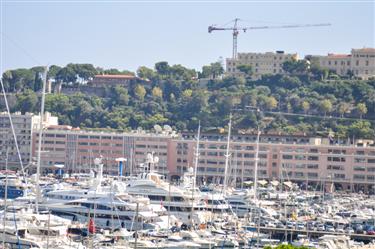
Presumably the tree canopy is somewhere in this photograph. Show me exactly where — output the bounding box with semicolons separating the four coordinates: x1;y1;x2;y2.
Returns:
2;61;375;139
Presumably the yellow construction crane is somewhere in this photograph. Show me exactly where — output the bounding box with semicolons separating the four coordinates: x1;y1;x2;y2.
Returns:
208;18;331;59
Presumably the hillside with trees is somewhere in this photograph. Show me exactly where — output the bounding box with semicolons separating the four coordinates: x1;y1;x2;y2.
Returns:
1;60;375;139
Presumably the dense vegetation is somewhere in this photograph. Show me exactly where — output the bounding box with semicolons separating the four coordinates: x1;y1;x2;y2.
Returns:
1;60;375;139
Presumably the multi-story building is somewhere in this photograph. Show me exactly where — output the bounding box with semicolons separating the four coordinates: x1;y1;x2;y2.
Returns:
31;125;174;175
310;48;375;80
0;112;57;171
88;74;146;88
226;51;299;79
226;48;375;80
169;132;375;192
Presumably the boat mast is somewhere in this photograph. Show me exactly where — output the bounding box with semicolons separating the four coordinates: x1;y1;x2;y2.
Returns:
191;121;200;226
35;66;48;213
253;126;261;202
223;113;232;195
193;121;201;190
2;148;9;249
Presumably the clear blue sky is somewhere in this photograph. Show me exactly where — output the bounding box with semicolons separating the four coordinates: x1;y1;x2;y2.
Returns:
1;1;374;73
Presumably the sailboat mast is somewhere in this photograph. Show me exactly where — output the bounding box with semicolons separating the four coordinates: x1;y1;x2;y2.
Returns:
193;121;201;188
253;127;261;202
35;66;48;213
191;121;200;226
223;114;232;195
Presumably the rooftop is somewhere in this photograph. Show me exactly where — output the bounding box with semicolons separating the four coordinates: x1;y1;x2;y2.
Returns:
327;53;351;58
352;48;375;53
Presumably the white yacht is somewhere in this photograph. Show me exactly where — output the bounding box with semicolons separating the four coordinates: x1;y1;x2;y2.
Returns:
126;171;210;224
0;207;86;249
44;194;167;230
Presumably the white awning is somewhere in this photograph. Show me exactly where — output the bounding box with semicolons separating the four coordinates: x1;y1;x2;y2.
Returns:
271;180;279;186
258;180;268;186
243;181;253;185
283;181;293;188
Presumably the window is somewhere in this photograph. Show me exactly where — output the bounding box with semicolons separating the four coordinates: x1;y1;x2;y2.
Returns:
368;159;375;164
308;172;318;178
308;156;319;161
355;158;366;163
295;164;306;169
295;155;306;160
282;155;293;160
327;165;344;171
307;164;319;169
354;166;366;171
295;172;304;177
334;173;345;179
353;175;365;180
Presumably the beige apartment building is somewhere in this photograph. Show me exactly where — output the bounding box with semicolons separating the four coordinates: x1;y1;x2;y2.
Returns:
31;125;174;175
226;51;299;79
0;112;57;171
169;133;375;192
227;48;375;80
312;48;375;79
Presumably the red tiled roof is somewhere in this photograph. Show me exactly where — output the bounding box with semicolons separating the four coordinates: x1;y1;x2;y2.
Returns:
94;74;136;79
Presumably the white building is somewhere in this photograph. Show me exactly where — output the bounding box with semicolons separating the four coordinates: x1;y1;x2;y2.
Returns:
226;51;299;79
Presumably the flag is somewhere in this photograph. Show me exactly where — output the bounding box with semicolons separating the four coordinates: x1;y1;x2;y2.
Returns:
88;218;96;234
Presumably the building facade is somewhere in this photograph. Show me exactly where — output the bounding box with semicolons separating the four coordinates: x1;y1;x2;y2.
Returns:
3;112;374;192
310;48;375;80
31;126;173;175
0;112;57;171
88;74;145;88
226;48;375;80
169;133;375;192
226;51;299;79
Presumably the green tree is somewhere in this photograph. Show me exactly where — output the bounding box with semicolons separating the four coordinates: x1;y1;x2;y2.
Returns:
266;96;278;110
16;90;38;113
282;59;309;75
200;62;224;79
236;64;253;77
155;61;170;76
356;102;367;119
137;66;156;80
134;84;146;101
347;120;374;139
152;86;163;100
301;100;310;114
337;102;351;118
320;99;333;117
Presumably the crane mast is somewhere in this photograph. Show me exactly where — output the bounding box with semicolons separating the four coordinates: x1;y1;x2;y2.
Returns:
208;18;331;59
